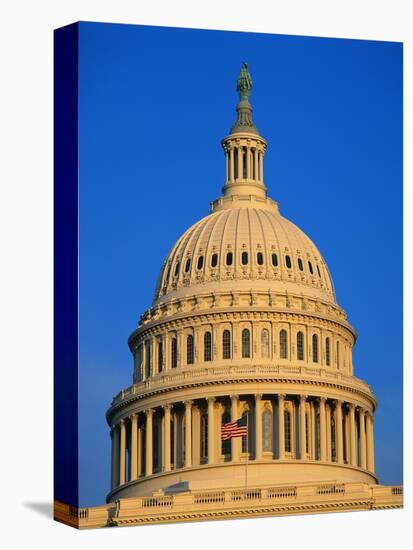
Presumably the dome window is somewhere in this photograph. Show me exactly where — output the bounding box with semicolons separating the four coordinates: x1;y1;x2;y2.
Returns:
197;255;204;270
279;329;288;359
222;330;231;359
308;261;314;275
184;258;191;273
271;253;278;267
174;261;180;277
285;255;292;269
325;337;331;366
298;258;304;271
171;337;177;369
165;263;172;283
312;334;319;363
211;253;218;268
158;340;163;373
316;264;321;278
204;331;212;361
241;328;251;358
226;252;233;266
187;334;194;365
241;251;248;265
297;331;304;360
257;252;264;266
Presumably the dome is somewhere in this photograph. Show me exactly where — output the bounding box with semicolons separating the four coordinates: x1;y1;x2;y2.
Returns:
154;199;335;306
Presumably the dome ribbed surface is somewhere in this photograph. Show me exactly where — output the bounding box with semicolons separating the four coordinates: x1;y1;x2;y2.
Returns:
153;206;335;305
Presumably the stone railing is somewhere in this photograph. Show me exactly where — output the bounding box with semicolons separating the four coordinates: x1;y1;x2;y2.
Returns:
60;482;402;529
110;363;372;407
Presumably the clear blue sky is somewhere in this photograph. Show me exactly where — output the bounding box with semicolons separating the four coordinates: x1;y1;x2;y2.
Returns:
78;22;402;506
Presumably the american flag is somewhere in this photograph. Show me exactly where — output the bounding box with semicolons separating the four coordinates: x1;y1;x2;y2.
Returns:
221;416;248;440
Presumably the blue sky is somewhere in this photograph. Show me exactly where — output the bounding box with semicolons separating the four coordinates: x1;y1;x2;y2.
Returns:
78;22;402;506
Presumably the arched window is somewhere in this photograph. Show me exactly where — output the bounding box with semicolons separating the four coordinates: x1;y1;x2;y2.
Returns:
222;329;231;359
285;255;292;269
221;407;231;455
298;258;304;271
272;253;278;267
187;334;194;365
257;252;264;265
226;252;233;266
312;334;319;363
261;328;270;358
241;251;248;265
145;341;151;378
262;408;273;452
336;341;340;368
204;331;212;362
234;148;239;179
284;409;292;453
242;328;251;358
184;258;191;273
174;261;180;277
279;329;288;359
211;253;218;268
197;255;204;270
316;264;321;278
158;340;163;373
325;337;331;366
200;412;208;461
171;337;177;369
297;331;304;360
308;261;314;275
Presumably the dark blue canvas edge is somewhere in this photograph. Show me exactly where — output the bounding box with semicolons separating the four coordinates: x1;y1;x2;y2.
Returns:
53;22;79;523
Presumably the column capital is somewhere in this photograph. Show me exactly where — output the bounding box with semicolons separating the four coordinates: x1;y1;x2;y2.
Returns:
119;418;125;426
319;396;327;404
278;393;286;400
146;408;154;417
300;394;308;402
366;410;374;419
207;396;216;404
231;394;239;402
255;393;263;401
183;400;194;408
163;403;172;412
348;402;356;411
130;412;138;421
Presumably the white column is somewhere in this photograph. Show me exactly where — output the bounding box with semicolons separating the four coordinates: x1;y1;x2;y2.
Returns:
359;408;367;469
278;394;285;460
259;151;264;181
137;419;142;476
130;413;138;481
349;403;357;466
230;146;234;182
237;147;243;181
207;397;216;464
119;419;126;485
231;395;240;462
326;403;332;461
336;400;344;464
254;148;258;181
145;409;154;476
299;395;307;460
319;397;327;461
163;404;171;472
255;394;262;461
225;150;229;182
366;411;375;473
184;400;193;467
246;146;250;179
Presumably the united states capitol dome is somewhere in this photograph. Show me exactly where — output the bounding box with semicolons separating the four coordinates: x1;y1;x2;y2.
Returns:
153;64;335;309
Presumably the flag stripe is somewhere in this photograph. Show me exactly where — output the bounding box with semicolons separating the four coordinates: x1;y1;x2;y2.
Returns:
221;419;248;440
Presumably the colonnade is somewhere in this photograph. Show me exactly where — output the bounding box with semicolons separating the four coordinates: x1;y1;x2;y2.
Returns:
224;144;264;183
110;393;375;492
